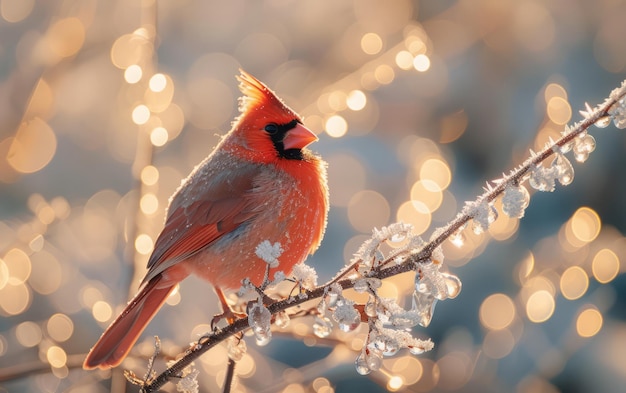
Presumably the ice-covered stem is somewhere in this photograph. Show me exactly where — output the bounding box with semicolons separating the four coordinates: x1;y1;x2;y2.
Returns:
421;80;626;258
141;80;626;392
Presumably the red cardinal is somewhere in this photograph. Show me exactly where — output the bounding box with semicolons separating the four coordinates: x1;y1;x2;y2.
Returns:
83;70;329;370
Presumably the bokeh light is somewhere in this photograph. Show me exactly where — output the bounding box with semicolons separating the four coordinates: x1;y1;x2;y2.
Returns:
576;307;603;338
480;293;516;330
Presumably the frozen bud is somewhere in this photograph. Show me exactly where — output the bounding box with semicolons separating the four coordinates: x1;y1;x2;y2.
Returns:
353;279;369;293
412;290;437;327
594;115;611;128
450;230;466;247
355;352;371;375
610;98;626;129
313;316;333;338
227;337;247;362
502;184;530;218
333;302;361;332
390;311;422;329
552;153;575;186
366;349;383;371
408;345;426;355
416;262;448;300
274;310;290;329
529;164;557;192
441;273;462;299
573;134;596;163
369;334;400;357
248;301;272;345
255;331;272;346
472;200;497;235
365;296;377;317
292;263;318;290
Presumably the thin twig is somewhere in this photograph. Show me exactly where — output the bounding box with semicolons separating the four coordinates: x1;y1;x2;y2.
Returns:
223;358;237;393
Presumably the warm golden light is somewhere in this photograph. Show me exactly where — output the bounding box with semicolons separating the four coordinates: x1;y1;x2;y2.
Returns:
347;190;390;233
374;64;395;84
395;50;414;70
346;90;367;111
592;248;620;284
47;313;74;342
140;193;159;215
396;200;432;235
413;54;431;72
420;158;452;190
361;32;383;55
141;165;160;186
149;73;168;92
15;321;42;347
1;0;34;23
483;329;516;359
526;290;555;323
150;126;169;147
125;64;143;84
480;293;516;330
92;300;113;323
47;345;67;368
387;375;404;391
410;180;443;213
570;207;601;243
576;307;602;338
0;282;30;315
547;96;572;125
135;234;154;255
46;17;85;58
325;115;348;138
544;83;568;103
7;118;57;174
132;104;151;125
559;266;588;300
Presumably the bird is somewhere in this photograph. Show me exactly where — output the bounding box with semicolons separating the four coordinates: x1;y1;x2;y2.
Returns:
83;69;329;370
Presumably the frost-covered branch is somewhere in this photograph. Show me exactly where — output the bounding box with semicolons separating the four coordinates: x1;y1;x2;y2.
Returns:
139;80;626;392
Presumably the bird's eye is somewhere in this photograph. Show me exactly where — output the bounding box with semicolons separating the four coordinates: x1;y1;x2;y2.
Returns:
264;123;279;135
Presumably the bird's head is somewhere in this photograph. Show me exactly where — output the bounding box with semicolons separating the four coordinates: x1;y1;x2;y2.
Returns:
227;69;318;163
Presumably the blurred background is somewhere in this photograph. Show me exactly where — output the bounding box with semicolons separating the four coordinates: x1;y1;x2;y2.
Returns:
1;0;626;392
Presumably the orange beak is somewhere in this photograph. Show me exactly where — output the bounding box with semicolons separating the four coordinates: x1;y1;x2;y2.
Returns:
283;123;318;150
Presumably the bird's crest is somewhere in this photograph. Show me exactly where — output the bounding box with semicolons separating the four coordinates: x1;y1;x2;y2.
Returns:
236;69;299;122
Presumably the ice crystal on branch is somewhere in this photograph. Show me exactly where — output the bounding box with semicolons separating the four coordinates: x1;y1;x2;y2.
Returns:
471;200;498;234
292;263;318;290
332;299;361;332
552;153;575;186
502;184;530;218
255;240;283;268
609;98;626;129
248;299;272;346
227;336;247;362
529;164;558;192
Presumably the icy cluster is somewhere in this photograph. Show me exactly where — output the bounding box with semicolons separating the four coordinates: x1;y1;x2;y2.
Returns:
248;298;272;346
352;222;424;274
609;98;626;129
316;223;462;375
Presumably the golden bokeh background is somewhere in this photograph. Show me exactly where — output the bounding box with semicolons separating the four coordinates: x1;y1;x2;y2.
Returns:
1;0;626;392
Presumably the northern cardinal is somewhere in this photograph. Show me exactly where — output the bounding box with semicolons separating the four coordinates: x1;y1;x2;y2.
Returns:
83;70;329;370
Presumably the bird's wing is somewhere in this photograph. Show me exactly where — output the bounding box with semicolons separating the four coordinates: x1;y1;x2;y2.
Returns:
141;165;260;285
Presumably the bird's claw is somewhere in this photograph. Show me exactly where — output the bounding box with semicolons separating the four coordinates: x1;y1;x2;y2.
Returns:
211;307;246;330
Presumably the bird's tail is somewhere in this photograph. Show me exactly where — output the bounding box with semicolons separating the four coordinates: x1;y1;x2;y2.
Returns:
83;275;175;370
